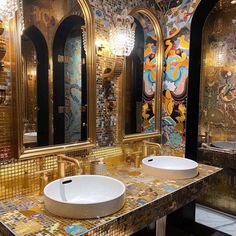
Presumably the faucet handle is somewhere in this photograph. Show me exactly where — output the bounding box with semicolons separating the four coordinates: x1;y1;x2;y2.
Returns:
35;169;54;194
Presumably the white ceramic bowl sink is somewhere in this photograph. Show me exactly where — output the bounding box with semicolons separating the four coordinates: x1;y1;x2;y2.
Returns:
212;141;236;151
44;175;126;219
142;156;198;180
23;132;37;143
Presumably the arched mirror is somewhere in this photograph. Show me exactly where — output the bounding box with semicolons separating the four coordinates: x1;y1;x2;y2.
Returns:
16;0;95;158
122;7;164;142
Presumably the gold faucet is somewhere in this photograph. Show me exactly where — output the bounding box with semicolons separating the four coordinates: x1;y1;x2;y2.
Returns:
143;140;162;157
57;154;83;178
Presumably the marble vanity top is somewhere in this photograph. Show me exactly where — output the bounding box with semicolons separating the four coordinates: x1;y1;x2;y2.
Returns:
0;163;221;236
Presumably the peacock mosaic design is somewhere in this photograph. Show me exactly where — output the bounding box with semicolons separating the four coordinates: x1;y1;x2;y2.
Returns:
64;35;82;143
162;0;200;149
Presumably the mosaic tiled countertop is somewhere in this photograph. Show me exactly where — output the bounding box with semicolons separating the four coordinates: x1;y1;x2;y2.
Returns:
0;163;221;236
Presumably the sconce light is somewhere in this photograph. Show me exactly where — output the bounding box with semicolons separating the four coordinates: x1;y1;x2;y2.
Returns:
109;8;136;57
0;0;18;21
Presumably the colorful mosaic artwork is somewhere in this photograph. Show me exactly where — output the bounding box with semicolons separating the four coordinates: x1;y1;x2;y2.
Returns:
64;34;82;143
0;163;221;236
162;0;201;149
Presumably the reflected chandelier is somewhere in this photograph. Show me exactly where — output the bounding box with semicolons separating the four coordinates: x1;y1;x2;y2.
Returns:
109;8;136;57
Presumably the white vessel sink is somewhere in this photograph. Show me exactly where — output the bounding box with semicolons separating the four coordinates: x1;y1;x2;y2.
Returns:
23;132;37;143
142;156;198;180
44;175;126;219
212;141;236;151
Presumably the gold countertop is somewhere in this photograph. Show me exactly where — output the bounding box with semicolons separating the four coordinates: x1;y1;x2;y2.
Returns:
0;163;221;236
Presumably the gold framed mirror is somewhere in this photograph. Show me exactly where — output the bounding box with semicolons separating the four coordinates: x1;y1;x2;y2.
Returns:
15;0;96;159
121;6;164;142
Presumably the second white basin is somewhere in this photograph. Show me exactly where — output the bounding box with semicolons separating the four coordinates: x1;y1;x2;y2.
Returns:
44;175;126;219
212;141;236;151
23;132;37;143
142;156;198;180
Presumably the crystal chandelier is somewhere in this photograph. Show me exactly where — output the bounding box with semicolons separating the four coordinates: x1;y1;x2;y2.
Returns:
0;0;18;21
109;9;136;57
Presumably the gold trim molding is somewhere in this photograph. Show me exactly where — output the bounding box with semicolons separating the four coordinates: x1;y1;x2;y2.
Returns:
14;0;96;159
121;6;164;143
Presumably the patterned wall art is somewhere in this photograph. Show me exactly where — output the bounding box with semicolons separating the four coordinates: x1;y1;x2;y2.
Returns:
64;34;82;143
161;0;201;149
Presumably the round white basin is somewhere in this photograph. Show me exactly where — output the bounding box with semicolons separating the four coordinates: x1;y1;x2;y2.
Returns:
142;156;198;180
44;175;126;219
212;141;236;151
23;132;37;143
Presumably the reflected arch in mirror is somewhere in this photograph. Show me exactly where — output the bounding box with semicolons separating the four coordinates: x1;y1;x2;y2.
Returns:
21;25;49;148
16;0;96;159
53;15;87;145
122;7;164;142
125;19;144;135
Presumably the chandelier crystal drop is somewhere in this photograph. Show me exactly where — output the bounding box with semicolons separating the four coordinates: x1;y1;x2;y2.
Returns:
81;25;87;55
109;9;136;57
0;0;18;21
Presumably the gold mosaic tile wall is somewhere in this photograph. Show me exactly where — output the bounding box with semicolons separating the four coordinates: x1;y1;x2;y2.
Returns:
0;22;16;162
198;0;236;143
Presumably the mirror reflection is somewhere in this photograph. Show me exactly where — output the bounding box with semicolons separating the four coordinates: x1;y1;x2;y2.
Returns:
53;15;87;145
22;27;49;147
21;0;88;148
125;14;158;135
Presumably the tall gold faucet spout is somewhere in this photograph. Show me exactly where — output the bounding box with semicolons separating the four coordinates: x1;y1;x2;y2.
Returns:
57;154;83;178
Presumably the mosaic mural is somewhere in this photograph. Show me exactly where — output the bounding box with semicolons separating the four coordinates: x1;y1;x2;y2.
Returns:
162;0;200;149
64;34;82;143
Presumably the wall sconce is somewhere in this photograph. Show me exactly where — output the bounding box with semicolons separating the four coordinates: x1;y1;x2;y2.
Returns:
109;8;136;57
0;0;18;21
